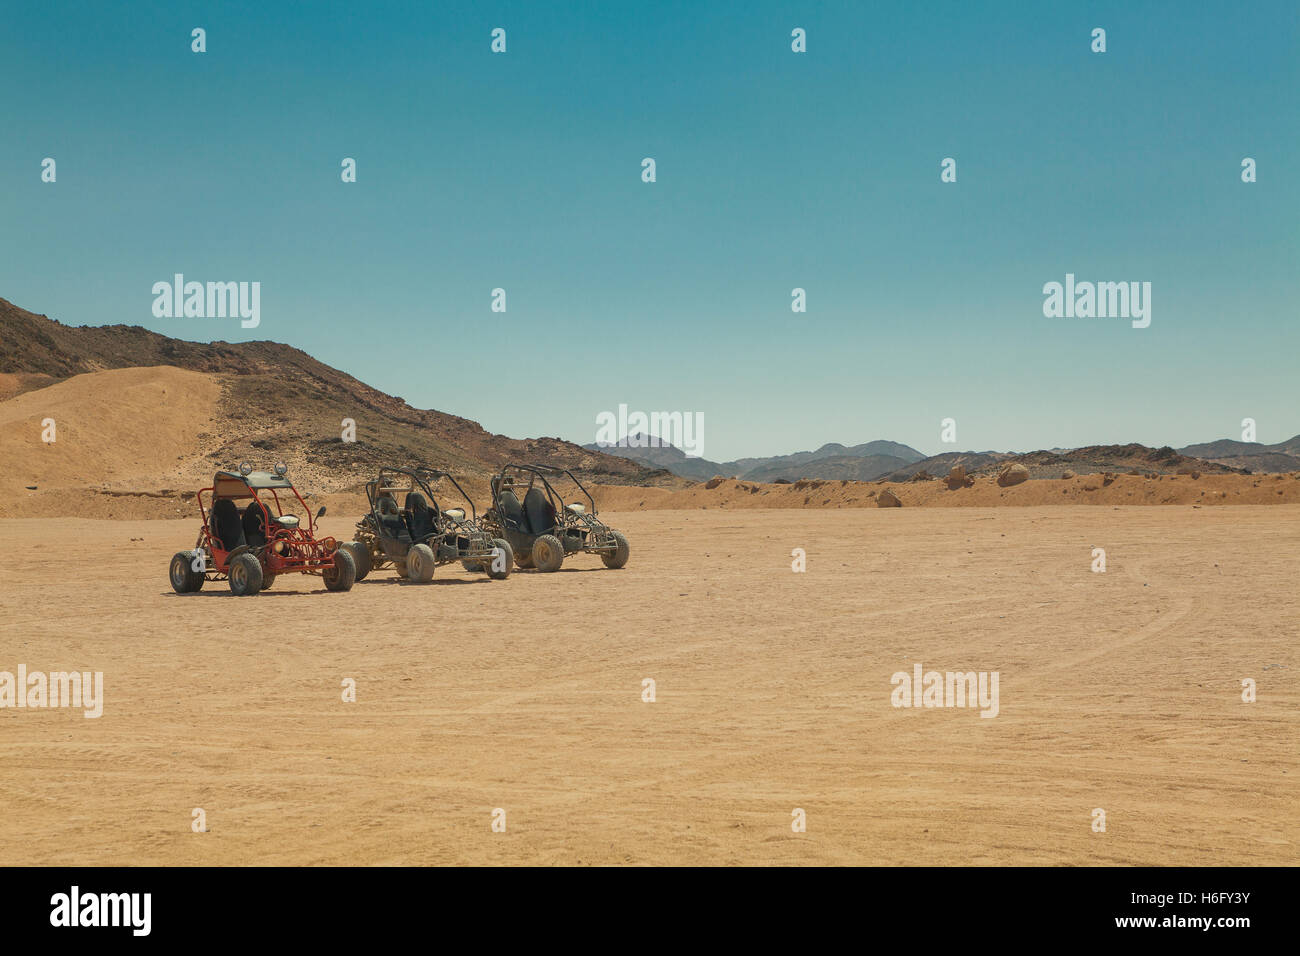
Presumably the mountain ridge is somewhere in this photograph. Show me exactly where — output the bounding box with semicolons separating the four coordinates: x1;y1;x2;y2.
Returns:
583;435;928;482
588;433;1300;482
0;296;679;517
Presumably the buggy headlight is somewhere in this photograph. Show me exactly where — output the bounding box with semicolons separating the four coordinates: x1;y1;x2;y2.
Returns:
274;462;288;476
239;461;253;476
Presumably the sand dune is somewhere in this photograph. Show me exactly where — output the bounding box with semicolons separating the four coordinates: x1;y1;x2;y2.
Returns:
0;366;223;500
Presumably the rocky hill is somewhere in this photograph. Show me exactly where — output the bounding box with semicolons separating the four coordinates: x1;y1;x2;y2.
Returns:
0;296;677;517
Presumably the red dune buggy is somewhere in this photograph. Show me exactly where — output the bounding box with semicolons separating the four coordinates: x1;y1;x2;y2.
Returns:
169;464;355;596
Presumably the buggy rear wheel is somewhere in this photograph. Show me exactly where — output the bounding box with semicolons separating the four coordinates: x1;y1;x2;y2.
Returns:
228;553;263;596
169;551;205;593
531;534;564;573
601;530;630;569
324;548;356;592
343;541;372;581
406;543;436;583
487;538;513;580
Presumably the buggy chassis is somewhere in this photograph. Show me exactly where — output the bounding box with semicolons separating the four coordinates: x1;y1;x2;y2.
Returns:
346;465;511;581
481;463;629;571
169;466;353;595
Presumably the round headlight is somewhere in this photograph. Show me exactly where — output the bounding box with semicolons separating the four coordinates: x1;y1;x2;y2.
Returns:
239;461;253;476
274;462;288;476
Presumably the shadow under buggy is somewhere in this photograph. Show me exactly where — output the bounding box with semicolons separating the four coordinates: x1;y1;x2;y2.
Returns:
344;467;512;582
480;464;629;572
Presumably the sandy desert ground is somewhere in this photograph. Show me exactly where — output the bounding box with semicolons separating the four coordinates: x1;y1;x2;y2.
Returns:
1;506;1296;866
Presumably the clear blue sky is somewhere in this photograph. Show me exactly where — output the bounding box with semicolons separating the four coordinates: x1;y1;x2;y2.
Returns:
3;1;1296;460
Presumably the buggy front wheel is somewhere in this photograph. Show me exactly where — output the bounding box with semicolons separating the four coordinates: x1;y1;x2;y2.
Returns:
169;551;205;593
487;538;514;580
601;531;630;569
324;548;356;592
531;534;564;573
406;543;436;583
229;553;264;596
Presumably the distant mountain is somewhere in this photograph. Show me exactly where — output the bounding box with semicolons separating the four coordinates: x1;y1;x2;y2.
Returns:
585;428;1290;485
584;435;723;480
584;436;927;482
890;444;1246;481
884;451;1009;480
1179;436;1300;457
724;440;920;472
1177;436;1300;474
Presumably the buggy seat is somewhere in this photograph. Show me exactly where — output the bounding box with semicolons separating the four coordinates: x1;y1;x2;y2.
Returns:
210;498;246;552
376;494;411;543
404;492;438;541
242;502;269;549
523;487;557;536
498;489;526;533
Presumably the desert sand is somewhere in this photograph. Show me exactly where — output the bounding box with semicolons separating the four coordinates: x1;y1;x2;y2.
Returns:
1;506;1295;865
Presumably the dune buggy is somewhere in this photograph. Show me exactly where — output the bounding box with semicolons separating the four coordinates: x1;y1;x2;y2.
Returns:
169;463;355;596
342;466;512;583
480;464;629;572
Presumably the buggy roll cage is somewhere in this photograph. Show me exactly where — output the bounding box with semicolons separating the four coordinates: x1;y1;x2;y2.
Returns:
197;472;319;543
493;464;598;517
365;466;479;524
413;466;479;523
